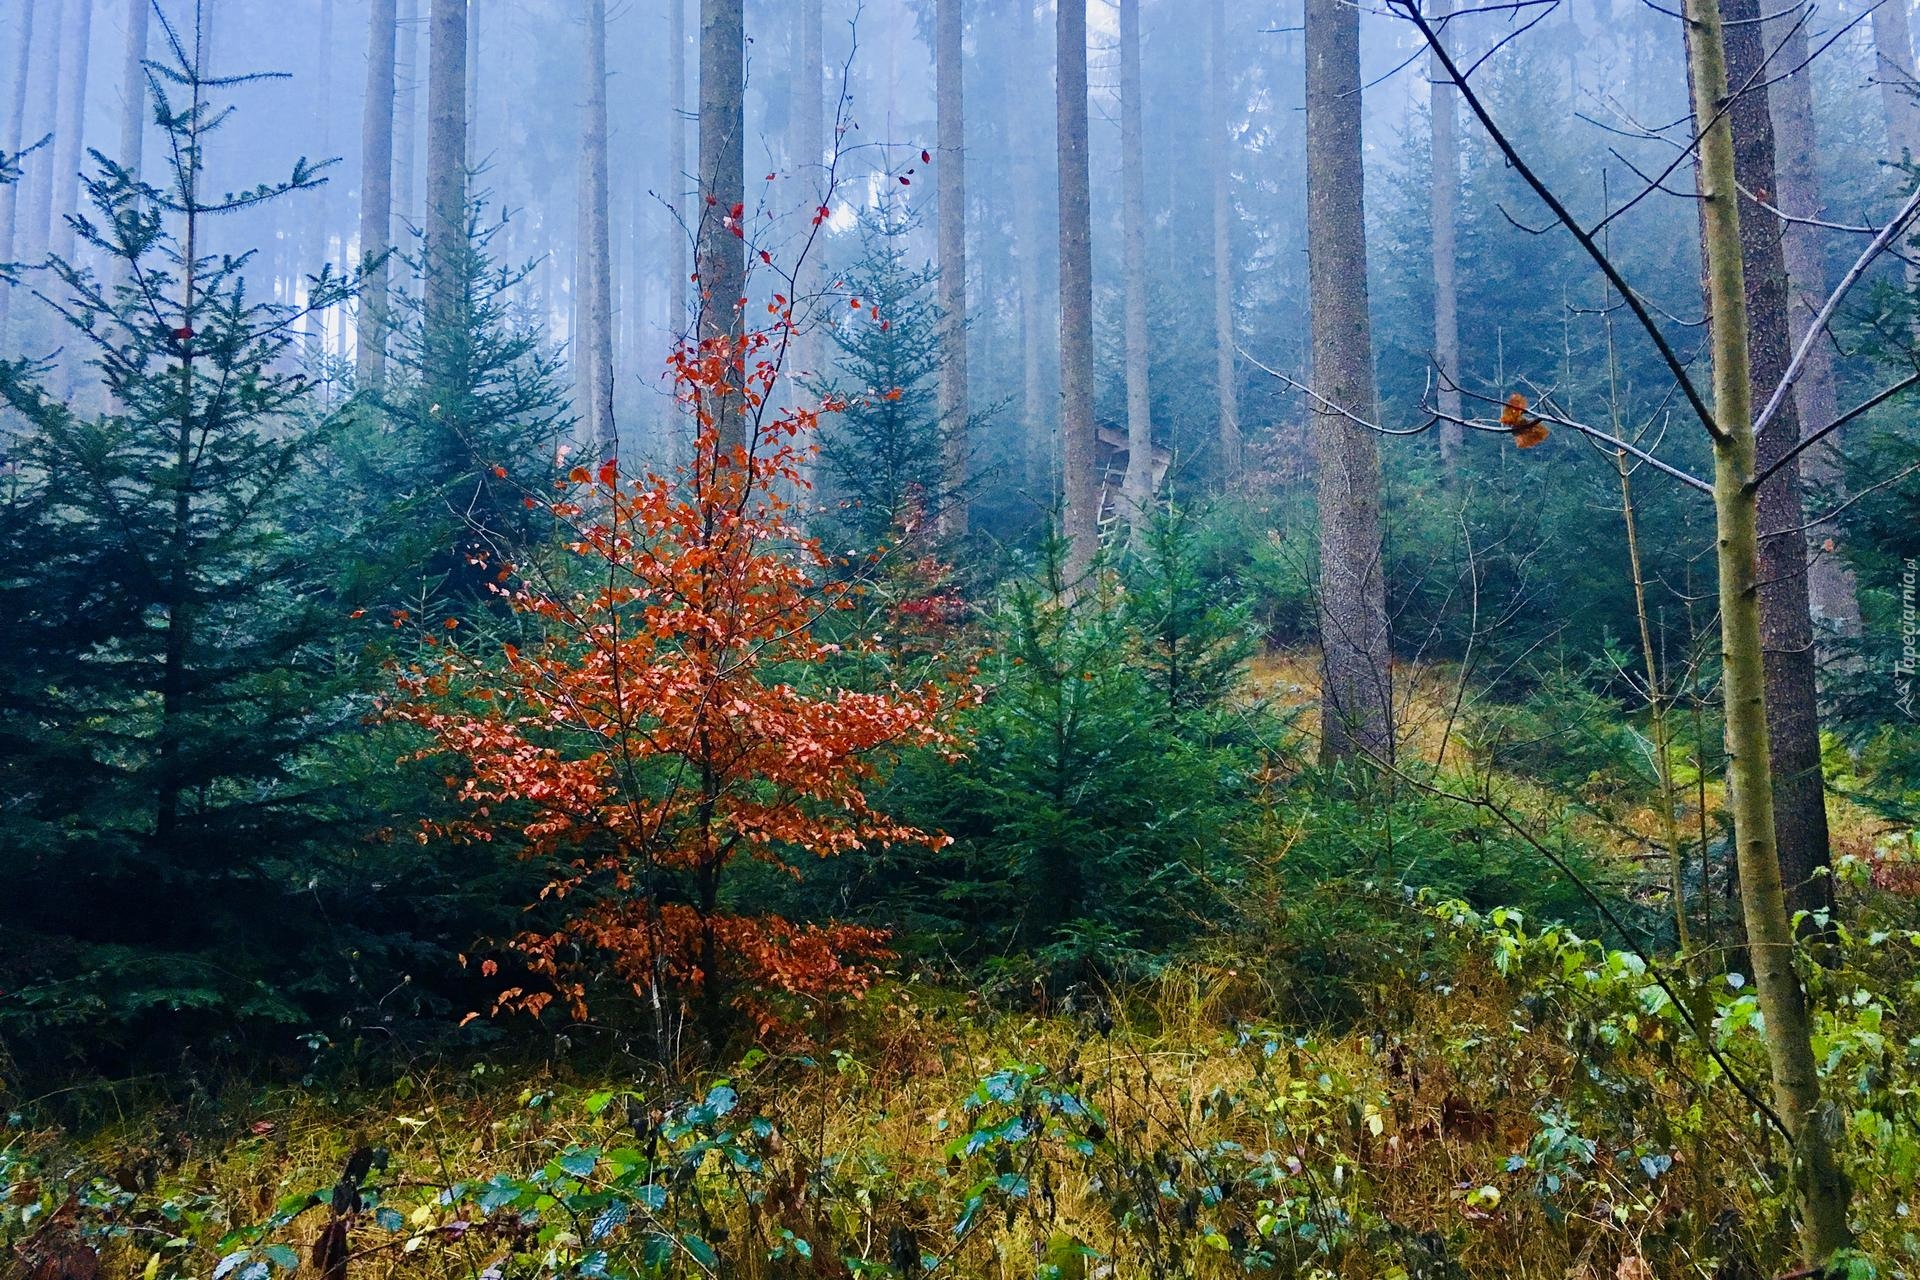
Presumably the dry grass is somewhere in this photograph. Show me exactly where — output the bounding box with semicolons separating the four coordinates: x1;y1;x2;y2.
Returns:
15;956;1773;1280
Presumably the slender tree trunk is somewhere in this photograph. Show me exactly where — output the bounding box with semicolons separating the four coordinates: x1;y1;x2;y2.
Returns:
1872;0;1920;161
1209;0;1242;479
466;0;481;169
1305;0;1392;765
1119;0;1154;547
669;0;689;346
935;0;970;536
357;0;398;386
48;0;96;269
0;0;41;341
424;0;468;364
583;0;617;454
1724;0;1836;928
395;0;421;246
1430;0;1463;469
307;0;336;357
1684;0;1851;1260
1767;6;1861;637
117;0;150;187
1014;0;1050;505
698;0;747;452
787;0;822;392
23;3;59;269
1057;0;1097;581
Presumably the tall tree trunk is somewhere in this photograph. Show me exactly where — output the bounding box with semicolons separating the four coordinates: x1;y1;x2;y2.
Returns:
1057;0;1097;581
1119;0;1154;546
0;0;41;341
314;0;337;345
424;0;468;368
1684;0;1850;1261
466;0;481;169
1872;0;1920;161
669;0;689;348
583;0;617;454
395;0;421;245
1767;6;1861;637
1430;0;1463;469
935;0;969;536
1209;0;1242;479
357;0;398;386
47;0;96;269
697;0;746;452
1724;0;1836;927
1304;0;1392;765
108;0;149;327
117;0;150;186
787;0;822;389
1014;0;1050;505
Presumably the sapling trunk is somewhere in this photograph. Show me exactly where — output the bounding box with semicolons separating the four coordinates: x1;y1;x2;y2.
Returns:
1682;0;1851;1260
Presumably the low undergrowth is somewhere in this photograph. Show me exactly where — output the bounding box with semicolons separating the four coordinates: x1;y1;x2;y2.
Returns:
5;887;1915;1280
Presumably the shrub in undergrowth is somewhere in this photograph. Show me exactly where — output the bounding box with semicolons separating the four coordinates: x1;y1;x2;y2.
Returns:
390;330;963;1043
838;535;1277;989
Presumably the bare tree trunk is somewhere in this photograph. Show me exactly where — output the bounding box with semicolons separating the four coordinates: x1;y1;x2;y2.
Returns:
1430;0;1463;469
465;0;481;170
936;0;970;536
1724;0;1837;929
1209;0;1242;479
698;0;746;452
1305;0;1392;766
1014;0;1050;504
117;0;150;186
787;0;822;388
1685;0;1851;1260
315;0;337;346
357;0;398;386
1119;0;1154;547
669;0;689;348
395;0;421;245
424;0;468;359
1057;0;1097;581
1767;6;1861;637
1872;0;1920;161
47;0;96;269
0;0;41;341
583;0;617;454
24;4;59;268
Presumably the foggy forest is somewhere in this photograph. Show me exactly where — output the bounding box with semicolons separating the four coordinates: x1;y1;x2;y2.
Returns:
1;0;1919;1274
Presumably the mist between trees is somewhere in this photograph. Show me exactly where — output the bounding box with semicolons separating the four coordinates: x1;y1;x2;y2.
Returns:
2;1;1920;1277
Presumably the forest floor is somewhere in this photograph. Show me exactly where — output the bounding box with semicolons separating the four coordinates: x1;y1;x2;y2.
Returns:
4;654;1914;1279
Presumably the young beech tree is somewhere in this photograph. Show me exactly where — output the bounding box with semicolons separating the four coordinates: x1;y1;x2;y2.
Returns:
392;329;958;1044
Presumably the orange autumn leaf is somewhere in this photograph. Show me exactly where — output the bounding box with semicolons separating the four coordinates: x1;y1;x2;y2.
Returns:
1500;392;1550;449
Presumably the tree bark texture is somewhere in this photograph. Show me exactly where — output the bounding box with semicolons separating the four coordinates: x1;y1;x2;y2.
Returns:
1766;5;1860;637
1305;0;1393;765
936;0;970;535
1685;0;1851;1259
1056;0;1097;582
357;0;398;386
698;0;747;452
48;0;96;269
424;0;468;364
1209;0;1241;479
0;0;41;341
1120;0;1154;546
1430;0;1463;469
583;0;618;453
